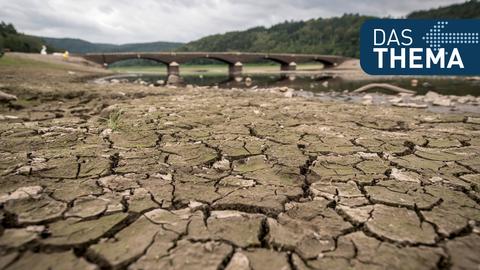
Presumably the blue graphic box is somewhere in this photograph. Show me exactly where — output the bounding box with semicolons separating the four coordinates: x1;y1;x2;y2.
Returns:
360;19;480;75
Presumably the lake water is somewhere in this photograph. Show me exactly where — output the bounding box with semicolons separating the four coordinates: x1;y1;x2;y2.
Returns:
107;73;480;96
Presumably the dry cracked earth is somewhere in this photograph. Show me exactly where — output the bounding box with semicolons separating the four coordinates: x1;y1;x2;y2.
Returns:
0;68;480;270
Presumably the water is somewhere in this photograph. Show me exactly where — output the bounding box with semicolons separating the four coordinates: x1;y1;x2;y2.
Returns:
106;73;480;97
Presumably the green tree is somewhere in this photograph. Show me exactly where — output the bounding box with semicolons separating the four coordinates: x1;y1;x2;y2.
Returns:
0;21;45;53
0;21;18;35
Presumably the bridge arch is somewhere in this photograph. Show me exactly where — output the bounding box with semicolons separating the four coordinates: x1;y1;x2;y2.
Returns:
191;55;236;65
104;56;170;67
313;59;336;68
180;55;243;76
263;57;297;71
263;57;290;65
100;56;173;75
104;57;168;74
135;57;170;66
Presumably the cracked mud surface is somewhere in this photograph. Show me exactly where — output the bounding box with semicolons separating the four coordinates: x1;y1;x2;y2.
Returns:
1;66;480;270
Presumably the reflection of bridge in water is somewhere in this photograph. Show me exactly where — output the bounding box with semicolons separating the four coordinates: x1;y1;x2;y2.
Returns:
83;52;349;77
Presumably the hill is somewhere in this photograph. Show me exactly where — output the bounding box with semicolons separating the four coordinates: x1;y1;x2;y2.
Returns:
40;37;184;54
178;1;480;58
179;14;371;58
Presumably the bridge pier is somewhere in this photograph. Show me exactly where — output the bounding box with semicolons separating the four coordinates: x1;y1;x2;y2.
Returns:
167;61;180;76
228;62;243;77
167;62;183;84
281;62;297;72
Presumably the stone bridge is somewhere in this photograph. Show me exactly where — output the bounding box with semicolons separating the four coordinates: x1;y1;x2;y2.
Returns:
83;52;348;76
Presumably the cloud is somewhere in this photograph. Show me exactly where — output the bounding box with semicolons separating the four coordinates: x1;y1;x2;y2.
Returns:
0;0;467;44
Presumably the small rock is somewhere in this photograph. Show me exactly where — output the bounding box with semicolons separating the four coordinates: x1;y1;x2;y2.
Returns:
0;90;18;102
424;91;453;106
357;152;379;159
111;92;126;98
392;102;428;108
204;242;214;252
456;95;475;104
218;176;255;187
284;90;294;98
151;173;172;181
188;201;204;210
389;96;403;103
466;117;480;124
429;176;443;183
362;99;373;105
363;94;373;100
432;98;452;107
0;115;20;120
101;128;112;138
390;168;421;183
225;252;250;270
213;158;230;171
26;225;46;233
147;106;157;113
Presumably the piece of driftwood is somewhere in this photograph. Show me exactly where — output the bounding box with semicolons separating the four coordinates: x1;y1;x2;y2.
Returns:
352;83;416;94
0;90;18;102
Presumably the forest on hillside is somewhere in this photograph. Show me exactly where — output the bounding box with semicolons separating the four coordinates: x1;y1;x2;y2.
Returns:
40;37;184;54
180;14;372;58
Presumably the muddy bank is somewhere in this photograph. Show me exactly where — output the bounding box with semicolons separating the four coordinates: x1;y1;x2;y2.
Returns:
97;75;480;114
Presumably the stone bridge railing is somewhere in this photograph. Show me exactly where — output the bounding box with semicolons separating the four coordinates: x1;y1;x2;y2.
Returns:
83;52;349;76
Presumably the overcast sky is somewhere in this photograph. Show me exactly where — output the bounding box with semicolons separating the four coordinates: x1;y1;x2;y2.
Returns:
0;0;467;44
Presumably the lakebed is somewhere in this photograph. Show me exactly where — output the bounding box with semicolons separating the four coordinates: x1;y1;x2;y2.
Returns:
0;53;479;270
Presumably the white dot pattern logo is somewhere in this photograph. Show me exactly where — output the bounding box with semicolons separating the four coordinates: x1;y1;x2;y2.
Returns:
422;21;479;51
